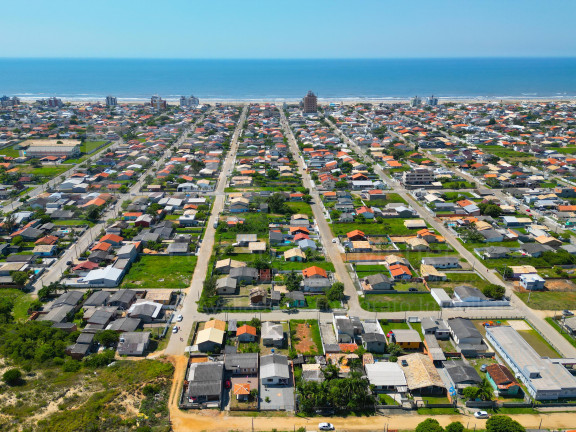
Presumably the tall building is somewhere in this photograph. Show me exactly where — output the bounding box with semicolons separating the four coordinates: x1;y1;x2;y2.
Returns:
410;96;422;107
0;95;20;108
150;95;167;111
402;167;435;185
106;96;118;107
427;95;439;106
302;90;318;113
180;95;199;108
46;97;63;108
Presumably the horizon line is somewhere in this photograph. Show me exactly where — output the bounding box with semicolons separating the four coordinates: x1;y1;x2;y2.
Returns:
1;55;576;61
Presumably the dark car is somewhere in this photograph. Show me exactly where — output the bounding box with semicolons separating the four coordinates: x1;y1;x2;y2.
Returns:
225;380;231;389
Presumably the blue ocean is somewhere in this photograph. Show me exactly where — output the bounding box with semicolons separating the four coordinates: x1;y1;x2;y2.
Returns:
1;58;575;101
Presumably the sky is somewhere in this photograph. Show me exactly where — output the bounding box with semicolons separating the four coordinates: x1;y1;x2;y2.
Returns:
1;0;576;59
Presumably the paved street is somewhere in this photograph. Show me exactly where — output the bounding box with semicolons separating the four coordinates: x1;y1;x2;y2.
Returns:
164;105;248;355
33;111;210;294
2;140;122;214
325;116;576;357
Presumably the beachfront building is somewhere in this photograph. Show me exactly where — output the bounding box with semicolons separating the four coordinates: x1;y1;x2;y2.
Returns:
46;97;63;108
486;325;576;400
427;95;439;106
180;95;199;108
302;90;318;114
410;96;422;107
106;96;118;107
150;95;167;110
21;139;81;159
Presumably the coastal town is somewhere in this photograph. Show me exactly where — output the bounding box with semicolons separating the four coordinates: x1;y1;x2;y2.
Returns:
2;93;576;432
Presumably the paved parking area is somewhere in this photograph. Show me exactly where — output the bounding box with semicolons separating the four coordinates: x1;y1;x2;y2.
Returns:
259;383;295;411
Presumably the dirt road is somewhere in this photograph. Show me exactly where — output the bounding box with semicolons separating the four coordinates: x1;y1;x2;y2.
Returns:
167;355;576;431
169;408;576;431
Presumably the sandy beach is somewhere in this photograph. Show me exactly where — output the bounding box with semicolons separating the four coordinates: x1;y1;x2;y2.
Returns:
16;96;576;106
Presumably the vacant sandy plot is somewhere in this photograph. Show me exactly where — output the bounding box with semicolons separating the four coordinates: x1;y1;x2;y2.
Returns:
508;320;531;331
545;279;576;292
294;323;315;353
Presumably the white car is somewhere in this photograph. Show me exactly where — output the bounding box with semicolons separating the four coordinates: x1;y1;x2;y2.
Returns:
172;326;179;334
332;238;338;243
474;411;489;419
319;423;335;431
176;314;183;322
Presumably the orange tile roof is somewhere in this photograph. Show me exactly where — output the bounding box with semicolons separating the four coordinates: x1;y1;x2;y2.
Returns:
234;383;250;395
237;324;257;336
302;266;328;278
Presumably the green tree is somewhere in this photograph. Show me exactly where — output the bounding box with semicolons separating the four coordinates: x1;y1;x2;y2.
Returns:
0;298;14;324
3;368;23;386
486;415;525;432
285;271;302;292
316;296;330;310
266;169;279;179
326;282;345;301
482;284;506;300
445;422;464;432
94;330;120;347
415;418;444;432
11;271;29;286
387;343;404;357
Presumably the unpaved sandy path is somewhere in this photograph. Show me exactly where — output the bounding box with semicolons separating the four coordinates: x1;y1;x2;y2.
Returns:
167;354;576;431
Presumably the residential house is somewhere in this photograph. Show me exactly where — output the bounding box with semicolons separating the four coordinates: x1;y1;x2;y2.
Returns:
260;354;290;385
262;321;284;347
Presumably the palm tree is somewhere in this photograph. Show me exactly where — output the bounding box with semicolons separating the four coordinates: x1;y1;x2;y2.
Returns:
477;378;493;401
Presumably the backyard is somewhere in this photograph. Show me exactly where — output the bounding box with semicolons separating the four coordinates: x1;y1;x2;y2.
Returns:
360;293;440;312
121;255;197;289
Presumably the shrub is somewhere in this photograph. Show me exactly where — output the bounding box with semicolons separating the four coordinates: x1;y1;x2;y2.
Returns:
3;368;23;386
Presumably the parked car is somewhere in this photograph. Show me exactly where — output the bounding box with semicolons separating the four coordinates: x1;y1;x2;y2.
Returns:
332;238;338;243
401;359;408;367
176;314;183;322
563;310;574;316
225;380;231;389
474;411;489;419
319;423;335;431
480;364;487;372
172;326;179;334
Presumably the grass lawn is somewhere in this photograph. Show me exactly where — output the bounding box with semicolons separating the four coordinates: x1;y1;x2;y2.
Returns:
403;251;457;268
52;219;94;227
273;261;335;272
81;140;107;153
0;145;20;158
551;146;576;155
303;295;341;310
545;317;576;349
379;320;409;334
360;293;440;312
63;141;112;164
0;288;35;321
517;326;560;358
286;201;314;217
330;219;415;236
517;291;576;310
417;407;458;415
377;394;399;405
121;255;197;289
20;165;70;179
